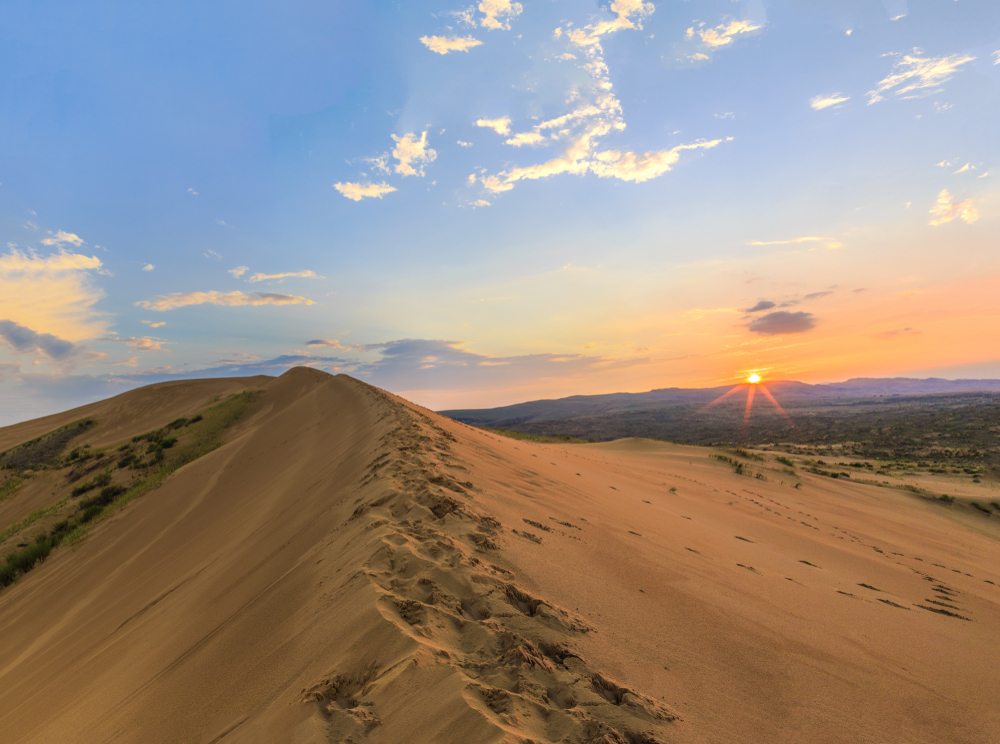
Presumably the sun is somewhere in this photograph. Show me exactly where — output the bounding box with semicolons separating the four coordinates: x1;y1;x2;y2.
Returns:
747;373;761;384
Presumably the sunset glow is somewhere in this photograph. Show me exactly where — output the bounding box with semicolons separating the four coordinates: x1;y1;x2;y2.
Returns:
0;1;997;424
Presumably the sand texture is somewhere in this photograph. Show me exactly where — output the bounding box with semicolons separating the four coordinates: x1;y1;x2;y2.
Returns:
0;368;998;743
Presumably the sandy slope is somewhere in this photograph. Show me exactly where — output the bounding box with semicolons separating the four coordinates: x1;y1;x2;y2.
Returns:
0;369;998;744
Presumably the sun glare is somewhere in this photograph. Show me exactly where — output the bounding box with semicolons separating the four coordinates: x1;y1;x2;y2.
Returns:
748;373;761;383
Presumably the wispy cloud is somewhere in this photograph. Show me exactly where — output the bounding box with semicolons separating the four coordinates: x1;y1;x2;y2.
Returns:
228;266;249;278
810;93;850;110
476;116;512;135
135;291;316;311
928;189;977;226
745;300;775;313
563;0;655;47
142;320;167;328
953;163;974;174
457;140;473;147
333;181;398;201
246;270;322;283
142;263;155;271
748;236;832;246
0;319;79;360
99;335;168;351
867;50;975;104
420;35;483;54
305;339;357;350
687;19;762;49
40;230;84;247
204;249;222;260
875;327;918;339
391;132;437;177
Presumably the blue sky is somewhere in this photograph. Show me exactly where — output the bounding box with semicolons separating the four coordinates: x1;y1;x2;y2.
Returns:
1;0;998;424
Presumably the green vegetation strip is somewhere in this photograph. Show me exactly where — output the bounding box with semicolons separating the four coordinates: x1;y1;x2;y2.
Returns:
0;477;24;504
1;391;259;589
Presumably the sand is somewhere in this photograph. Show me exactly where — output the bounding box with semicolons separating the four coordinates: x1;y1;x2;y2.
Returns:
0;368;997;743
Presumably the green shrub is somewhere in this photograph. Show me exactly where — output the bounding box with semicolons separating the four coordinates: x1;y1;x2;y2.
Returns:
775;456;794;467
166;417;189;430
80;485;125;510
187;414;203;424
0;562;16;587
160;437;177;449
4;539;52;574
79;505;104;523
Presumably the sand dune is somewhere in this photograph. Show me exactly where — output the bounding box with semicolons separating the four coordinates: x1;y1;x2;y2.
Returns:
0;369;997;743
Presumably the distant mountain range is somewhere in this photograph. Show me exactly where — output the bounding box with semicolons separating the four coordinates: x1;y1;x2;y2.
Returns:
441;378;1000;427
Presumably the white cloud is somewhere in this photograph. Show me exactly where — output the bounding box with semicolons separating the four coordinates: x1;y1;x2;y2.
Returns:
978;171;990;179
471;199;491;208
205;249;222;260
142;320;167;328
228;265;249;278
867;50;975;104
333;181;398;201
476;116;512;135
589;140;728;183
953;163;973;174
810;93;850;110
935;160;953;167
246;270;322;283
420;35;483;54
928;189;977;226
391;132;437;177
187;188;198;196
477;16;729;196
135;291;316;311
691;19;762;49
478;0;523;31
40;230;84;247
457;140;473;147
142;263;155;271
993;50;1000;65
504;132;547;147
567;0;655;47
0;248;106;343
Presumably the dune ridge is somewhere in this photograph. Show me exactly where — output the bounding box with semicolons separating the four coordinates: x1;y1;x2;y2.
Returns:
0;368;998;743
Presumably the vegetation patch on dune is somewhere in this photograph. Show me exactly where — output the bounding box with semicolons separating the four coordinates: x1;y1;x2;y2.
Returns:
0;418;96;472
0;391;260;591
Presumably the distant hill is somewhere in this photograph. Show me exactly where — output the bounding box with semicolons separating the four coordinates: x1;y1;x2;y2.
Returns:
440;378;1000;427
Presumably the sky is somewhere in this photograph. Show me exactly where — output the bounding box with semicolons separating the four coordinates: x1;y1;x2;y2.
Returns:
1;0;998;424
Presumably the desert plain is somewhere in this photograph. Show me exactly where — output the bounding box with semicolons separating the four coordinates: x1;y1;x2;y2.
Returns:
0;368;998;743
